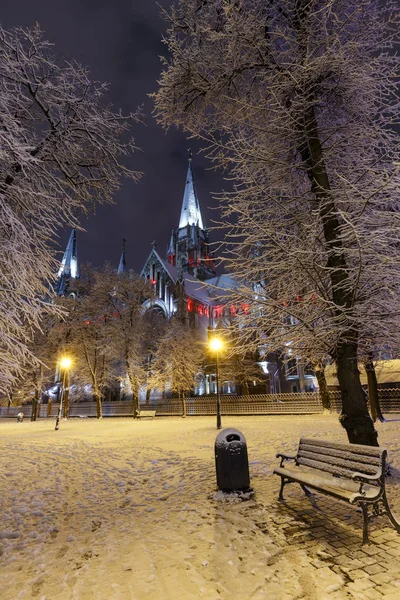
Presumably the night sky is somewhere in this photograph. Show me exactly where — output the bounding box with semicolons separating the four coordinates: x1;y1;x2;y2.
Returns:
2;0;224;272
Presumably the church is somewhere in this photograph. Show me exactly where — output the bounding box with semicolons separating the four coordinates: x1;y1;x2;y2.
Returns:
56;154;318;396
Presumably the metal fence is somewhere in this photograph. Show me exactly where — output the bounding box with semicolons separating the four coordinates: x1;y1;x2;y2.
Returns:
2;388;400;419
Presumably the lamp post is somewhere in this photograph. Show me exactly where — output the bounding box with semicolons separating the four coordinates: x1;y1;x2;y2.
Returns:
55;356;72;431
209;337;224;430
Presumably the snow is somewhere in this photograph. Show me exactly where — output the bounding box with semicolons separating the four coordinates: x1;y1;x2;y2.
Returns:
1;414;400;599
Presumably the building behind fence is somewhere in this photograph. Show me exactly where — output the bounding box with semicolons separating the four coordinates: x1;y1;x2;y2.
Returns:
2;388;400;418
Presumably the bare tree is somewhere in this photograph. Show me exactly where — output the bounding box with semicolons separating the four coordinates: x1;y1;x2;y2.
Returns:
149;318;204;416
15;317;60;420
154;0;399;445
0;25;141;392
104;270;159;418
63;266;118;418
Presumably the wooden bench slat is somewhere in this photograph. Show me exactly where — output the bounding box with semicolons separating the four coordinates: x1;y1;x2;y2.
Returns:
298;443;382;467
299;438;383;459
297;451;380;476
296;456;357;479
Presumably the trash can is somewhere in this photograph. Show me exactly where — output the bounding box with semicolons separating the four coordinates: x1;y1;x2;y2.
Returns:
215;428;250;492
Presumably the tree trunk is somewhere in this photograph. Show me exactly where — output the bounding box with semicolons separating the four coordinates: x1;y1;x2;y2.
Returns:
31;390;38;422
145;387;151;406
31;372;38;421
314;363;331;412
337;343;378;446
47;399;52;417
94;392;102;419
300;105;377;446
364;356;385;423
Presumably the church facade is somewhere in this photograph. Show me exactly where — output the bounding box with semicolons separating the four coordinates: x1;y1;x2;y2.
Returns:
56;155;317;396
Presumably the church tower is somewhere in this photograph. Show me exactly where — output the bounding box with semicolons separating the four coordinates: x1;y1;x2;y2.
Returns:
167;152;215;280
56;228;79;295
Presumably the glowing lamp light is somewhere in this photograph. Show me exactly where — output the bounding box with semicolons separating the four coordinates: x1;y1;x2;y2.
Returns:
209;338;223;352
59;356;72;370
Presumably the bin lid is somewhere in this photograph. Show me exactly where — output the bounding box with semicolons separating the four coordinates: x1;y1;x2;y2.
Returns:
215;428;246;449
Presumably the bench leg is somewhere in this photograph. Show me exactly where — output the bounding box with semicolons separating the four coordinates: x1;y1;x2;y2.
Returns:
300;484;313;499
278;477;287;501
360;503;370;545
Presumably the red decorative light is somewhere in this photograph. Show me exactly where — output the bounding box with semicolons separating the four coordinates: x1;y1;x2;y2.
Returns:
197;304;204;316
151;279;156;285
187;299;194;312
241;303;250;314
230;306;237;316
214;305;223;319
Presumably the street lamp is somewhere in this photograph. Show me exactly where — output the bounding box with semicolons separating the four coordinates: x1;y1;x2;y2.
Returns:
209;337;224;430
55;356;72;431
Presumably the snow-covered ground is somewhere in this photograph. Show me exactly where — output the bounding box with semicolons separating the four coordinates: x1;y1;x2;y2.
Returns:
1;414;400;600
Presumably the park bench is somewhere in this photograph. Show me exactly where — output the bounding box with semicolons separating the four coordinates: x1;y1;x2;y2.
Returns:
273;437;400;544
138;410;156;419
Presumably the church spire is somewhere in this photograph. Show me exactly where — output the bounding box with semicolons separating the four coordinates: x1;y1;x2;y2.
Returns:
178;149;204;230
56;228;79;295
167;152;215;280
57;228;78;279
117;238;127;274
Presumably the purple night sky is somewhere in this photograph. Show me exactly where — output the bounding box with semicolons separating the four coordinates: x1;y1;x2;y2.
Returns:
1;0;224;272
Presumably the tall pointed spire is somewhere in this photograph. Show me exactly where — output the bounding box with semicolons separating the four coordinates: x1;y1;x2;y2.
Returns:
56;228;79;295
178;149;204;230
117;238;127;274
167;152;215;280
57;228;79;279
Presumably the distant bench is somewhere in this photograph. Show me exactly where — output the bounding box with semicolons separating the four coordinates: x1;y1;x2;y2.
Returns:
138;410;156;419
273;437;400;544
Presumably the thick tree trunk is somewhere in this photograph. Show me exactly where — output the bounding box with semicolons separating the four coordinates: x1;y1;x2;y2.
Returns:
47;399;52;417
364;356;385;423
301;105;377;446
145;388;151;406
314;363;331;412
129;377;140;418
337;343;378;446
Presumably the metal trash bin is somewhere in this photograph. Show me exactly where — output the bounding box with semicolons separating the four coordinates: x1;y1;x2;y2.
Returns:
215;428;250;492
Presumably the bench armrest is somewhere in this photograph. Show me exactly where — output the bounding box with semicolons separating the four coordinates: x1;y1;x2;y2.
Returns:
276;453;297;468
352;471;383;496
352;471;382;483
